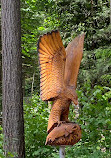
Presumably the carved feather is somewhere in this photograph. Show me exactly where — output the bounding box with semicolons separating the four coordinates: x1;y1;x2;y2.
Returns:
38;30;66;101
38;30;85;146
38;31;84;102
64;34;85;88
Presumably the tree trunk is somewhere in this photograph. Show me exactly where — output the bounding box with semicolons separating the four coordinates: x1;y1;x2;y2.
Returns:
1;0;25;157
110;0;111;24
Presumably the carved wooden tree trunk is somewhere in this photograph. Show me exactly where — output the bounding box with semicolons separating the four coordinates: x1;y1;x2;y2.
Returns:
1;0;25;157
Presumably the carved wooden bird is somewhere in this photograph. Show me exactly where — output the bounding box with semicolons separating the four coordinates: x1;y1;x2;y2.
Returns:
38;30;84;145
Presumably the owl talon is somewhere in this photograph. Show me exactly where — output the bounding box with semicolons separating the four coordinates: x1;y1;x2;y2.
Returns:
46;122;81;146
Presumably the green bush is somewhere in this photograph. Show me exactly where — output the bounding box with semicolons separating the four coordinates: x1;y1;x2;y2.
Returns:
76;85;111;158
24;95;58;158
0;126;4;158
24;85;111;157
0;85;110;158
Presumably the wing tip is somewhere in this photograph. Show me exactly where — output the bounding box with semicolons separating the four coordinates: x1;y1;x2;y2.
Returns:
79;32;85;41
37;30;59;51
47;29;59;35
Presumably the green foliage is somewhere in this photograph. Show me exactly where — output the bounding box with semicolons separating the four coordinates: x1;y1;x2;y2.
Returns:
24;95;58;158
20;0;111;96
0;126;4;158
78;47;111;89
77;85;111;158
24;88;111;157
0;0;111;157
0;126;15;158
1;87;110;157
43;0;110;49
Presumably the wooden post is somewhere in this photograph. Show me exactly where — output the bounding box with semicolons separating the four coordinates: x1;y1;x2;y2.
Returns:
59;146;65;158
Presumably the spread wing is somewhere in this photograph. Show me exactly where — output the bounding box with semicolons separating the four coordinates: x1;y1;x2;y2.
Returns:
38;30;66;101
64;33;85;89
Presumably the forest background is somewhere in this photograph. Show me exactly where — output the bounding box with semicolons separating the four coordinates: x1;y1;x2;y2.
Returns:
0;0;111;157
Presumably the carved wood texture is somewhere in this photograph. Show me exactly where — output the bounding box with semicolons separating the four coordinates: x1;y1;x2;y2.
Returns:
38;30;84;146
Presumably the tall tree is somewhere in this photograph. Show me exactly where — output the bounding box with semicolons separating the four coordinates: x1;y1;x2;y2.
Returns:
110;0;111;24
1;0;25;157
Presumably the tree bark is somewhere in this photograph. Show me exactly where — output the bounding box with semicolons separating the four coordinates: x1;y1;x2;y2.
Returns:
1;0;25;157
110;0;111;24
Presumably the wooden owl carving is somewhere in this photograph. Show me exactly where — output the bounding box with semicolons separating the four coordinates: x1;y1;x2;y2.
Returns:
38;30;85;146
